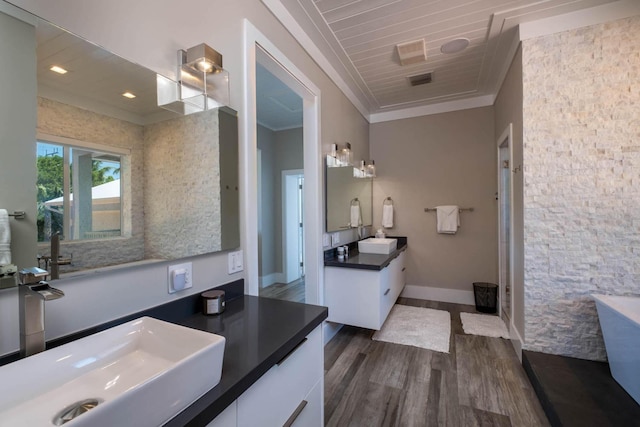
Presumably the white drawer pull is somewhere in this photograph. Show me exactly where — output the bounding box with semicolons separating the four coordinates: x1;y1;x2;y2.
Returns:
283;400;308;427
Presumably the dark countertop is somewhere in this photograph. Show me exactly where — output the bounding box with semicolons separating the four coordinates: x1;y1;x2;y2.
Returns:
324;237;407;271
165;295;328;426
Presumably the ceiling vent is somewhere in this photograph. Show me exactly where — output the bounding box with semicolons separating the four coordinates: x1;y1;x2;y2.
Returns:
408;72;433;86
396;39;427;66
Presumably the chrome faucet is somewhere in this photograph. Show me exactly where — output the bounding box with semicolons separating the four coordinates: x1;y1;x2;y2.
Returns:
18;267;64;357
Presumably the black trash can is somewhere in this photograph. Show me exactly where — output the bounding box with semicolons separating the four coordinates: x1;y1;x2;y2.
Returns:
473;282;498;313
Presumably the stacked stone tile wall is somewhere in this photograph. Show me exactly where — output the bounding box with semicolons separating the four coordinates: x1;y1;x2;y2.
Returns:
144;109;221;259
522;16;640;360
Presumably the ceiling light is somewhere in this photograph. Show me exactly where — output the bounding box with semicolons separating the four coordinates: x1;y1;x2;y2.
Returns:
50;65;68;74
122;92;136;99
396;39;427;66
440;38;469;54
185;43;223;74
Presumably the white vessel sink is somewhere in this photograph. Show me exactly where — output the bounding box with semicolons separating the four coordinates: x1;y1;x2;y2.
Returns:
0;316;225;427
358;237;398;254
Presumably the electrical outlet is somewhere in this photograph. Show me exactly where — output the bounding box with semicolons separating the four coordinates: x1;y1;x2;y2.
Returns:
168;262;192;294
228;250;243;274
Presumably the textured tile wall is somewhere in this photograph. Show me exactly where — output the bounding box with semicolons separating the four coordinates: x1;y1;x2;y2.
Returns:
37;97;145;271
522;16;640;360
143;109;221;259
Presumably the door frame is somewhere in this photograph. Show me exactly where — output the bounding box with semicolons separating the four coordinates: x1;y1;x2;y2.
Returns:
242;20;323;304
497;123;514;329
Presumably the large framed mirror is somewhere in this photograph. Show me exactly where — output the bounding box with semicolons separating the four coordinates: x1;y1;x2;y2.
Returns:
0;3;239;280
325;163;373;232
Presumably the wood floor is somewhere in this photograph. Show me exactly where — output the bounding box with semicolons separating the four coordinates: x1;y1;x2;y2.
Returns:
324;298;550;427
259;277;305;303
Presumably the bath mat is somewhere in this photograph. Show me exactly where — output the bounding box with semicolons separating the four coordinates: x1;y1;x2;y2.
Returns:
460;312;510;339
372;305;451;353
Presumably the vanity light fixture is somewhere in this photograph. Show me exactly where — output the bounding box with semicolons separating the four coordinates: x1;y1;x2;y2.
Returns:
326;142;353;167
355;159;376;178
122;92;136;99
157;43;230;115
49;65;68;74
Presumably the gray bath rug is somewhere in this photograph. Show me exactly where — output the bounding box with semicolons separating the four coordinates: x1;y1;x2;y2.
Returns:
372;305;451;353
460;312;510;339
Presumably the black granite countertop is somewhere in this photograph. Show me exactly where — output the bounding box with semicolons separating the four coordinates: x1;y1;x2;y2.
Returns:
165;296;327;426
324;237;407;271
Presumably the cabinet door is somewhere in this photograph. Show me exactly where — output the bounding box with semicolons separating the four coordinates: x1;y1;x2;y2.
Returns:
237;326;322;427
205;401;237;427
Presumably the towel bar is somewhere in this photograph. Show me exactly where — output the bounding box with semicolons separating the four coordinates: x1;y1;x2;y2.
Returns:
424;207;473;213
8;211;26;219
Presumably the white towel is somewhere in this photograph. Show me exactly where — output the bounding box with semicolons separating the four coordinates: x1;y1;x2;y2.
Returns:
436;205;460;234
382;204;394;228
350;204;361;228
0;209;11;265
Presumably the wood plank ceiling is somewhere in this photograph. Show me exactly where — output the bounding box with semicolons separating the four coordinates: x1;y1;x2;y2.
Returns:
282;0;618;115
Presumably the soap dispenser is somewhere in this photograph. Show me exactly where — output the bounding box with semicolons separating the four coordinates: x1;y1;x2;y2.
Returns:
375;228;386;238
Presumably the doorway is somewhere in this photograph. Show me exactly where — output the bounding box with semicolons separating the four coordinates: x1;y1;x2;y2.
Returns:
243;20;322;304
497;124;514;327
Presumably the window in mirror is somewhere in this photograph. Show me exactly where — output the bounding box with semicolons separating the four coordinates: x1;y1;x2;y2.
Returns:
36;140;126;242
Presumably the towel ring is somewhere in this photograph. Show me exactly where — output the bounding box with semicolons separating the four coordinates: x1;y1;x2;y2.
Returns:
383;197;393;206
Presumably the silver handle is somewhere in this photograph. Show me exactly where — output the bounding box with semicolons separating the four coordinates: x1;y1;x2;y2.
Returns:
283;400;308;427
277;338;307;366
401;267;406;272
384;288;390;296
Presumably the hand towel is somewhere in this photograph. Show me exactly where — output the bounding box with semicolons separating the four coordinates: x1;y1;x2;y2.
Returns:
382;204;394;228
0;209;11;265
350;204;362;228
436;205;459;234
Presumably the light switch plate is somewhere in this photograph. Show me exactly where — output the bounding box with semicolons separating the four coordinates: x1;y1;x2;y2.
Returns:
331;233;340;246
228;250;243;274
168;262;192;294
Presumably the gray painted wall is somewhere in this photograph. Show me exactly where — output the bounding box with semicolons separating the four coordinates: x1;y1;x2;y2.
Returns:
0;12;36;271
370;107;497;294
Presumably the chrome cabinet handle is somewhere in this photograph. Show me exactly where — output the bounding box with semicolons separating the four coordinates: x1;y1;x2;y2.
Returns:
384;288;390;296
283;400;308;427
402;267;406;272
277;338;308;366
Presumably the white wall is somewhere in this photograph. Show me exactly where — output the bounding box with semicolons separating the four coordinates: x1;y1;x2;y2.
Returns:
0;0;369;355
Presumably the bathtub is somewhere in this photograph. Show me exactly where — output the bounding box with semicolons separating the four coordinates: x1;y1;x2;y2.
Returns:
592;294;640;405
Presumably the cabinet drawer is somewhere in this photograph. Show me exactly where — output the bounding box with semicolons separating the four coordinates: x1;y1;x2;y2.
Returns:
289;379;322;427
237;326;322;427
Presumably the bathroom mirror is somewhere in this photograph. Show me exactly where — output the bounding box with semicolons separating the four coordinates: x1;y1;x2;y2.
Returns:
0;6;239;279
325;164;373;232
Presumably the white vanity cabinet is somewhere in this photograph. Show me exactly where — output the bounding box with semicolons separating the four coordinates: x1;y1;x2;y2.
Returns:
325;251;406;330
207;325;323;427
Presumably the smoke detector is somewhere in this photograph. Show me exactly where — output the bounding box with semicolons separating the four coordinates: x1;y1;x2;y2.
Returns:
396;39;427;66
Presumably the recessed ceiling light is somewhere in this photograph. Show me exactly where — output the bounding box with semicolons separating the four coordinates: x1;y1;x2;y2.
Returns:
122;92;136;99
440;38;470;54
49;65;68;74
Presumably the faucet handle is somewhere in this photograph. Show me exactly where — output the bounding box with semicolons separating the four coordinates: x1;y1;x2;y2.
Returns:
18;267;49;285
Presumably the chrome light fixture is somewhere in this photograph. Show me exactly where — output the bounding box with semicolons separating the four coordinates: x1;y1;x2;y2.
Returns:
326;142;353;167
157;43;230;115
355;159;376;178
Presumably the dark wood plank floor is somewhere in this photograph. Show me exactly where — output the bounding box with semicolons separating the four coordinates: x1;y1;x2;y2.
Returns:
259;277;305;303
324;298;549;426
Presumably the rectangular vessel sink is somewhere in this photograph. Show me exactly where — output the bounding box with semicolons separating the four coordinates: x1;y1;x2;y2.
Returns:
0;316;225;426
358;237;398;254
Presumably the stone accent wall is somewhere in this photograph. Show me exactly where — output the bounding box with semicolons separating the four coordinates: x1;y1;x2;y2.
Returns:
522;16;640;360
37;97;145;271
144;109;221;259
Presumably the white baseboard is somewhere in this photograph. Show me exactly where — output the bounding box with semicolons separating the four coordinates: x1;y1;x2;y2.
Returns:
510;321;524;362
323;321;343;346
400;284;476;306
259;272;285;288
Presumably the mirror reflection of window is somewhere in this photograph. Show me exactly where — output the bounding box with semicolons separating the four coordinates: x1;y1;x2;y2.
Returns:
36;141;123;242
